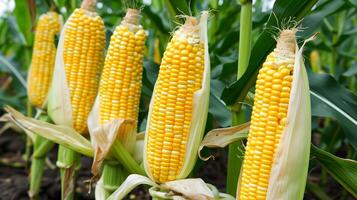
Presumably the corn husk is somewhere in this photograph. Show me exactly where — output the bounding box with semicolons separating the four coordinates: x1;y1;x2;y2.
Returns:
46;18;72;127
143;11;210;181
264;35;313;200
107;174;234;200
87;96;137;177
235;33;315;200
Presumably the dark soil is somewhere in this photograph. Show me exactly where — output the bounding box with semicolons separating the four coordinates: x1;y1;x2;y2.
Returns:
0;125;354;200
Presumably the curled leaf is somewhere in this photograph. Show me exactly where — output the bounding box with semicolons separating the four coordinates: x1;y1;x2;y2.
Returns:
4;106;93;157
107;174;156;200
198;122;250;161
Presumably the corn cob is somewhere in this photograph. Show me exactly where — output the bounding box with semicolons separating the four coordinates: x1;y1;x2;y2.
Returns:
27;12;61;108
99;8;146;129
54;1;105;199
145;17;205;183
238;30;297;200
63;7;105;134
97;8;146;197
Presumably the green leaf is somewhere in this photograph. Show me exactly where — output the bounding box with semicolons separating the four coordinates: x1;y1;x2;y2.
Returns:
6;16;27;45
168;0;190;16
343;64;357;77
311;145;357;198
221;0;319;106
309;71;357;149
0;91;24;110
209;92;231;127
142;6;170;34
0;54;27;88
13;0;33;44
299;1;346;38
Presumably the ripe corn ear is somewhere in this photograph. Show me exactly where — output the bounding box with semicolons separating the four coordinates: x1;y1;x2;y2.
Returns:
95;9;146;197
47;1;106;199
144;13;210;183
59;7;105;134
99;8;146;133
27;12;61;108
237;29;311;200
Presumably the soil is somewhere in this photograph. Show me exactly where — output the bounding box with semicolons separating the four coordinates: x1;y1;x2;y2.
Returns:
0;124;353;200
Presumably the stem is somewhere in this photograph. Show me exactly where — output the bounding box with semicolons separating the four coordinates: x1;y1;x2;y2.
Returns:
57;146;80;200
227;111;245;195
29;115;54;199
33;140;55;158
237;2;252;78
102;162;125;198
226;0;252;196
29;136;46;200
111;140;145;176
24;100;33;165
208;0;219;44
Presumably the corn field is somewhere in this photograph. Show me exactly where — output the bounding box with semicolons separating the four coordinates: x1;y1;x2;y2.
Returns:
0;0;356;200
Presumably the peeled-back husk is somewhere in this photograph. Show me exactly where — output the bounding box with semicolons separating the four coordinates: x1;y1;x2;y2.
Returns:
87;96;136;177
46;15;72;127
87;10;145;176
143;11;210;181
264;37;312;199
107;174;235;200
235;34;313;200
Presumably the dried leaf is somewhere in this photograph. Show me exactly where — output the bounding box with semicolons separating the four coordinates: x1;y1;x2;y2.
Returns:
90;118;135;178
87;96;137;177
198;122;249;161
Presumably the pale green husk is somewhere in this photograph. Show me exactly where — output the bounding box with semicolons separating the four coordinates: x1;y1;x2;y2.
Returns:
107;174;156;200
46;19;73;127
264;37;312;199
143;11;210;181
107;175;234;200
